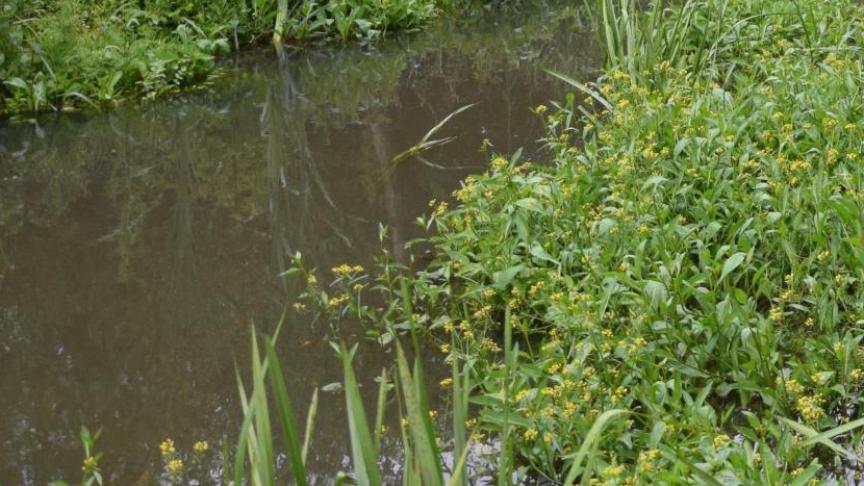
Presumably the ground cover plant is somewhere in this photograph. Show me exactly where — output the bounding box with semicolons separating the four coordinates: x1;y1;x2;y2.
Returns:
0;0;443;116
299;0;864;483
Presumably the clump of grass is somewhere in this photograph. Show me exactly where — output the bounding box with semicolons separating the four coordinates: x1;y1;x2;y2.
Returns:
305;0;864;482
229;320;478;485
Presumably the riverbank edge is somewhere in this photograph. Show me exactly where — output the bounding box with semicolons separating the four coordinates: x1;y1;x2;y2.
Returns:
0;0;461;119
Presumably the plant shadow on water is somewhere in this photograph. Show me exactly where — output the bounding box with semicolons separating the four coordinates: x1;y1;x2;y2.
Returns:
0;3;598;483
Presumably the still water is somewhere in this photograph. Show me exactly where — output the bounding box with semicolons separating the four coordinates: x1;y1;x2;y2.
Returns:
0;4;597;483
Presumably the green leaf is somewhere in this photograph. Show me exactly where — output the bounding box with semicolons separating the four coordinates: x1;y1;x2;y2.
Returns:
265;337;308;485
395;342;443;486
779;417;858;461
563;409;628;485
340;343;381;486
644;280;668;306
789;460;822;486
719;252;747;283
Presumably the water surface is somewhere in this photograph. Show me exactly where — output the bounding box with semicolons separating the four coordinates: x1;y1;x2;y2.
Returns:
0;5;597;483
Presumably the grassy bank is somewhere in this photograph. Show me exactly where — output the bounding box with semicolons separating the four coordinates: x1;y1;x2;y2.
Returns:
309;0;864;483
0;0;443;116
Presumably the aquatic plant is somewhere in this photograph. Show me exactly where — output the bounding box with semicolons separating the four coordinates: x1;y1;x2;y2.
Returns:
48;427;103;486
229;318;479;485
307;0;864;482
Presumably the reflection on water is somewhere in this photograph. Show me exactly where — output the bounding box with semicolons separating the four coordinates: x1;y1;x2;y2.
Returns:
0;3;597;483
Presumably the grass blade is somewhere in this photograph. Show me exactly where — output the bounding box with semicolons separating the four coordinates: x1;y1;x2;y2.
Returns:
340;343;381;486
302;388;319;465
395;341;444;486
779;417;859;462
563;409;628;485
546;70;613;112
389;104;475;165
374;368;389;453
264;337;308;485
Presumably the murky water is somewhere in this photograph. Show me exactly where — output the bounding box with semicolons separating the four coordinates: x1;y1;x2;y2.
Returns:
0;4;597;484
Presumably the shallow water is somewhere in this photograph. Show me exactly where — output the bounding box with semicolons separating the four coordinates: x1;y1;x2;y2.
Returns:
0;5;597;483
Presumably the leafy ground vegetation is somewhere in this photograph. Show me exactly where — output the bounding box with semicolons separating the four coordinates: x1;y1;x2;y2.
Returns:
296;0;864;483
0;0;441;115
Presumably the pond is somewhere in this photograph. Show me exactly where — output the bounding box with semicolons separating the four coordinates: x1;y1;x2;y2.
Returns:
0;4;597;483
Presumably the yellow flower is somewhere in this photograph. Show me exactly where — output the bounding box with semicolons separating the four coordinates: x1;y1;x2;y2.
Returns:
82;456;98;473
783;378;804;395
523;428;538;441
850;369;864;381
326;294;349;308
439;377;453;388
602;464;625;478
193;440;209;453
796;395;825;421
769;307;783;322
167;458;184;474
159;438;176;457
713;434;731;448
332;263;354;275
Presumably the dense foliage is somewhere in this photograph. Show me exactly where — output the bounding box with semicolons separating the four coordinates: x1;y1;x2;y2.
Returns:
0;0;442;115
312;0;864;483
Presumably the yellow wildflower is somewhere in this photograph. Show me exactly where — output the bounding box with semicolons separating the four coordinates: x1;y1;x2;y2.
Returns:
796;395;825;421
160;438;176;457
167;458;184;474
82;456;98;473
602;464;625;478
769;307;783;322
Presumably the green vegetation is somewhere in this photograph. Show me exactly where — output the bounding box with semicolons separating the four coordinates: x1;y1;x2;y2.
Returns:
49;427;104;486
228;322;474;486
29;0;864;483
294;0;864;483
0;0;443;115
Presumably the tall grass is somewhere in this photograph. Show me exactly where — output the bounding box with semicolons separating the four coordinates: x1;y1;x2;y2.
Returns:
230;323;474;485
